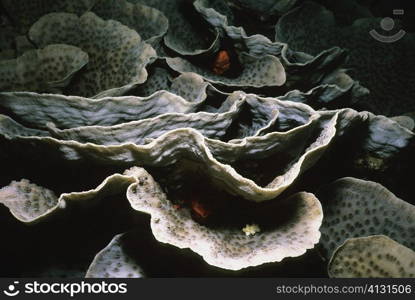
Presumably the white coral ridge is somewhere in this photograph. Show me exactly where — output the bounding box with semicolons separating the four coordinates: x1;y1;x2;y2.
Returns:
0;169;141;223
242;224;260;236
127;167;323;270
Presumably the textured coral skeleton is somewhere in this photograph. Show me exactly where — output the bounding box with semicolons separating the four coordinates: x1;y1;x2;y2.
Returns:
0;0;414;278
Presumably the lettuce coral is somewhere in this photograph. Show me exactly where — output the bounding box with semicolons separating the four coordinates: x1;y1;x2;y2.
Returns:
0;44;88;93
29;12;157;97
329;235;415;278
0;0;414;278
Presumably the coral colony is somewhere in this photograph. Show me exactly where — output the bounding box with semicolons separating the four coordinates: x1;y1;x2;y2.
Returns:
0;0;414;278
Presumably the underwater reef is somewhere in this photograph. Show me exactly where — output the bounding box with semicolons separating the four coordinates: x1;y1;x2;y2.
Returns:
0;0;414;278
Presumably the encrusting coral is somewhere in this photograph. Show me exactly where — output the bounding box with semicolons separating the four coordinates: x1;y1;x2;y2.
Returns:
317;177;415;259
0;44;88;93
328;235;415;278
29;12;157;97
86;232;146;278
126;167;323;270
0;0;414;277
0;168;142;223
1;90;411;202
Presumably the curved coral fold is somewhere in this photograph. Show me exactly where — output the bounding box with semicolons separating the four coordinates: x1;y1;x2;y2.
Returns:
45;97;245;145
129;0;219;56
166;54;286;88
86;233;146;278
133;70;209;104
28;12;156;98
0;179;59;223
0;92;340;201
391;116;415;132
328;236;415;278
0;91;199;129
91;0;168;47
318;177;415;258
194;0;289;58
193;0;364;99
0;44;88;93
169;73;210;104
0;92;412;202
0;168;140;223
126;168;323;270
133;67;172;97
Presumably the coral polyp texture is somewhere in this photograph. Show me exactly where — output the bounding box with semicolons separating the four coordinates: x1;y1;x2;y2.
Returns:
86;232;146;278
0;168;142;223
318;177;415;258
0;0;414;278
29;12;157;97
127;167;323;270
328;236;415;278
0;44;88;93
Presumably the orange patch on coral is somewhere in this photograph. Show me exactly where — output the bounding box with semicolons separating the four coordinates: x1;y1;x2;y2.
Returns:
213;50;231;75
191;199;211;218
